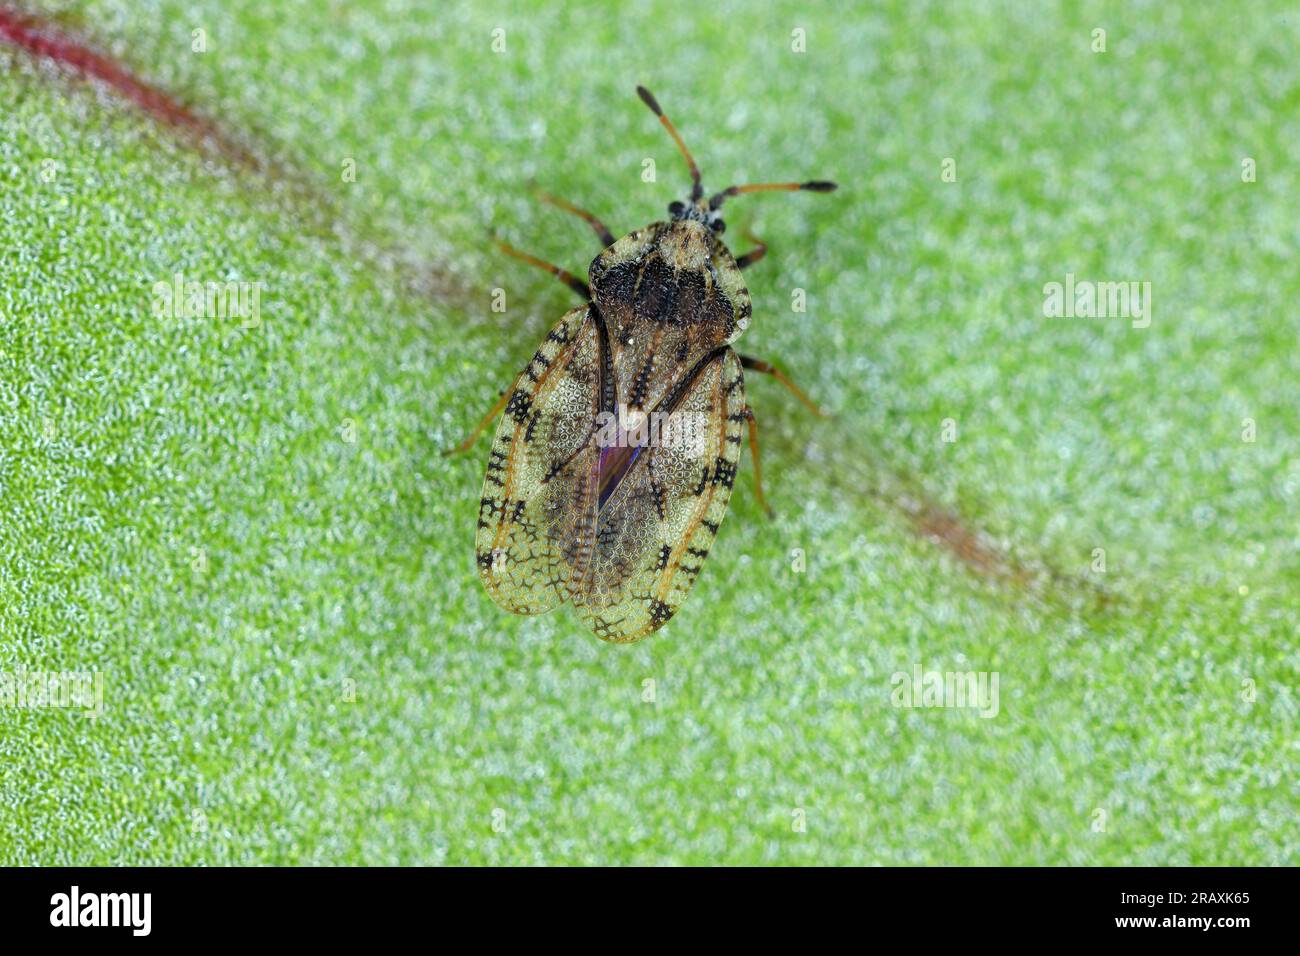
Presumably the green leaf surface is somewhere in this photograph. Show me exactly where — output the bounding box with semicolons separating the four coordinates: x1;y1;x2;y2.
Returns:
1;0;1296;864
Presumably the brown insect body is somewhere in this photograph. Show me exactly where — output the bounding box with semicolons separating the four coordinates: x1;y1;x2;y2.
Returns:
468;87;834;643
590;217;751;411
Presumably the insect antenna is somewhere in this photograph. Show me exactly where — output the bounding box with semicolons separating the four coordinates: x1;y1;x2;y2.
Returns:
708;180;837;210
636;85;703;201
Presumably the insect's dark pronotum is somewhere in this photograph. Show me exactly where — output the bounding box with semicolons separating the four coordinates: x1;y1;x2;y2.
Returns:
450;85;837;642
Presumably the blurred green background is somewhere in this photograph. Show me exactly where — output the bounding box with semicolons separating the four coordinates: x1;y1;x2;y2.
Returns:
1;0;1296;864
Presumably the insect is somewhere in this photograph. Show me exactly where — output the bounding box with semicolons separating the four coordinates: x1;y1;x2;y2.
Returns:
450;85;837;642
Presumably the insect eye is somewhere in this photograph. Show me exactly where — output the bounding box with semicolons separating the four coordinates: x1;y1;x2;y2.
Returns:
668;201;684;216
713;219;726;235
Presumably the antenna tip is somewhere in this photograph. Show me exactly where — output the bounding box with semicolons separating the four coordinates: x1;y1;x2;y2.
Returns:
636;85;663;116
802;180;838;192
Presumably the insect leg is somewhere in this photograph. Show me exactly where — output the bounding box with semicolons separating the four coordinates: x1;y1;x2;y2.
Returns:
443;371;523;455
734;234;767;271
742;407;774;518
494;239;590;299
738;355;828;418
533;187;616;247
